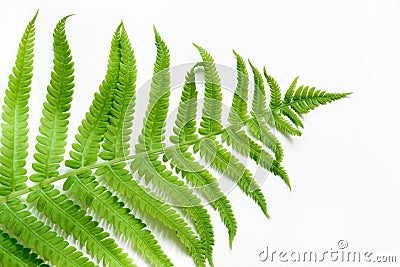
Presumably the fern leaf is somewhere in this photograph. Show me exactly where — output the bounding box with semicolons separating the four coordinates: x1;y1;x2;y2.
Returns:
0;15;351;267
63;22;121;207
199;139;270;218
97;163;205;266
132;157;211;267
135;26;170;153
226;53;289;189
246;118;290;188
247;61;286;163
97;24;173;267
27;18;134;267
228;50;250;124
282;106;304;128
223;52;279;172
0;15;93;267
247;62;286;164
193;44;223;136
288;85;351;115
249;60;269;121
101;24;136;161
170;67;199;144
0;199;95;267
169;67;237;247
0;229;48;267
165;146;238;248
85;169;175;267
31;15;74;183
264;67;282;109
192;49;270;218
264;71;350;136
27;185;136;267
65;23;121;169
0;12;37;196
134;29;212;267
283;76;299;104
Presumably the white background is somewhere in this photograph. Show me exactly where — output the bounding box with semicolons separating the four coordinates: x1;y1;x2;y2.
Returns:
0;1;399;267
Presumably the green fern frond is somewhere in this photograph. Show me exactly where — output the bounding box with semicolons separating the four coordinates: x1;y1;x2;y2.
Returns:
170;67;199;144
27;185;136;267
168;67;237;247
280;77;303;127
96;164;201;266
134;29;212;267
228;50;250;124
193;44;223;136
65;23;121;170
283;76;299;104
135;26;170;153
223;52;278;174
101;24;136;160
264;69;350;136
165;146;238;248
26;17;135;267
0;229;48;267
264;67;282;109
249;60;269;120
0;13;351;267
93;167;174;267
63;23;122;206
191;48;270;219
288;85;351;115
199;139;270;218
0;14;94;267
97;24;173;267
0;199;95;267
31;15;74;182
248;61;285;162
0;12;37;196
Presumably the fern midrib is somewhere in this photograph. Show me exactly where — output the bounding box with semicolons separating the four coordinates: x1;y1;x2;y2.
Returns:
3;201;82;267
273;95;344;113
0;101;313;204
10;48;30;191
7;21;33;188
12;72;22;189
112;104;128;158
142;71;169;151
80;106;109;167
203;73;221;134
38;189;127;267
44;56;68;177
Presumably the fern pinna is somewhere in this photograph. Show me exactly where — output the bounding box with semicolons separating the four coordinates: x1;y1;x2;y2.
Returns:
0;12;350;267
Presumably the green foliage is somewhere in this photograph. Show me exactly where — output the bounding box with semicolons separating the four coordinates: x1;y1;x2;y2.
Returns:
0;12;350;267
0;11;37;196
0;229;48;267
31;15;74;183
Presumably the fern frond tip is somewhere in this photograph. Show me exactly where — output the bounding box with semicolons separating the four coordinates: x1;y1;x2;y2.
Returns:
33;9;39;20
